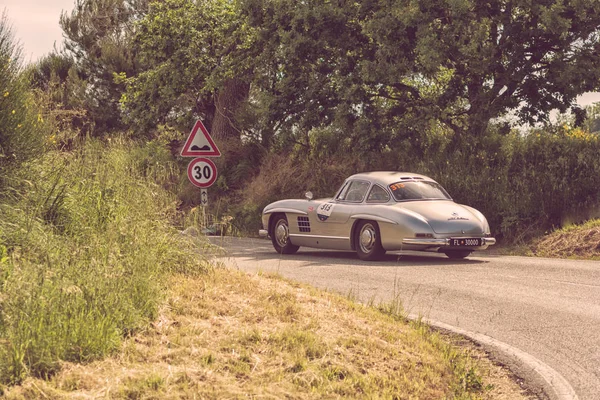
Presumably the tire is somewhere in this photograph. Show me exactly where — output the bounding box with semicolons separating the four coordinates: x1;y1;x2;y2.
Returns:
355;220;386;261
444;250;472;259
270;214;300;254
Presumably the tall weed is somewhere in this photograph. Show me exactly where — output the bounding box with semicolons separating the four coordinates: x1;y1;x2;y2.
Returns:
0;137;208;384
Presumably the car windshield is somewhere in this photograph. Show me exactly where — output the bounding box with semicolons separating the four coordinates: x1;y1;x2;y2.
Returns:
388;181;452;201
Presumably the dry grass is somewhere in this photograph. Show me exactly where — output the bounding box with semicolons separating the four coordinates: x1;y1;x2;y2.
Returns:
531;219;600;259
2;267;532;399
245;153;353;206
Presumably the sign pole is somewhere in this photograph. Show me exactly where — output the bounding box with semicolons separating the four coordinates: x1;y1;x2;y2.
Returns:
181;120;221;233
201;188;208;207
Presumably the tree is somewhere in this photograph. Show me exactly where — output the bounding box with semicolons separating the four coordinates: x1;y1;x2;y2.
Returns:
387;0;600;139
60;0;149;134
243;0;600;148
121;0;253;142
240;0;385;150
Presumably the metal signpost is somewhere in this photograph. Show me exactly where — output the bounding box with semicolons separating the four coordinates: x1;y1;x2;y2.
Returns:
181;120;221;208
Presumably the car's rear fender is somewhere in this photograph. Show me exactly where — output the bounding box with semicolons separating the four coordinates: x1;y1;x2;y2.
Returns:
349;209;434;251
349;215;397;251
380;209;435;251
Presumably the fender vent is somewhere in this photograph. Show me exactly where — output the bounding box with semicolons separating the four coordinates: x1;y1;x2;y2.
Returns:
297;216;311;233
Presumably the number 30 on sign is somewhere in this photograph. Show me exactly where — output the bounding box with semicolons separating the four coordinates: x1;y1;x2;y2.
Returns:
187;158;217;188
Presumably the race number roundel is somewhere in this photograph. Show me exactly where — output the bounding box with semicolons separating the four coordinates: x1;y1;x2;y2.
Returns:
187;158;218;188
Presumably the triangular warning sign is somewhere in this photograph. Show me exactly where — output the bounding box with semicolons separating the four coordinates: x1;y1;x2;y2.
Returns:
180;120;221;157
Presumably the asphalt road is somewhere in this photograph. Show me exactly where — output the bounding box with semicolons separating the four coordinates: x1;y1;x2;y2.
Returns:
208;236;600;400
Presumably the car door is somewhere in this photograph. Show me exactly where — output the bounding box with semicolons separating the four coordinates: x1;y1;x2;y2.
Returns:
314;180;371;237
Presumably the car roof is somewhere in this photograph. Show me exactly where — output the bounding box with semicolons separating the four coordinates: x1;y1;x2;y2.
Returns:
346;171;438;187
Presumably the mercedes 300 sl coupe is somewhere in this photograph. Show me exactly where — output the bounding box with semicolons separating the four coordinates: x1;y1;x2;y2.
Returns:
259;171;496;260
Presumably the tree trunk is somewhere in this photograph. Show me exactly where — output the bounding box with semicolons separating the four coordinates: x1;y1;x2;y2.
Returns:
211;78;250;143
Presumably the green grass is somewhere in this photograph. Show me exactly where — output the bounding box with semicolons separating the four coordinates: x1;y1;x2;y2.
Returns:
0;136;209;385
0;264;530;399
552;218;600;233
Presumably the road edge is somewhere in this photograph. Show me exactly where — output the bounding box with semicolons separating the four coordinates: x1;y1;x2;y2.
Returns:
411;315;579;400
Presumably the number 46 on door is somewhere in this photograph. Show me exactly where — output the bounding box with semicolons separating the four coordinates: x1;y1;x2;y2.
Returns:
187;157;218;188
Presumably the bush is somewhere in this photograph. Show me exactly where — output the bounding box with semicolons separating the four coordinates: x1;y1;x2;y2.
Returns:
419;127;600;242
0;12;46;186
0;137;208;384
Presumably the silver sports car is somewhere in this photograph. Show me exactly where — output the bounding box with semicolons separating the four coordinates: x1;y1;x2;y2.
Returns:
259;171;496;260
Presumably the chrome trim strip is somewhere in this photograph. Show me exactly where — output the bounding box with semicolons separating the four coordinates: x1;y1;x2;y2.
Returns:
259;229;268;237
402;238;449;246
263;208;308;216
350;214;398;225
289;234;350;240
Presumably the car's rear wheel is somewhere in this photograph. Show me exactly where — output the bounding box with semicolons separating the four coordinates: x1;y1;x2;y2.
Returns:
271;214;300;254
444;250;472;259
355;220;385;261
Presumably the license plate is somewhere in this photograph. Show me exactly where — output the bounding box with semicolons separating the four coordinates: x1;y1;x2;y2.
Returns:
449;238;482;247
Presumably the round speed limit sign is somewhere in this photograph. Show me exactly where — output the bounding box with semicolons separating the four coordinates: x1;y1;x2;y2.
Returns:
187;157;218;188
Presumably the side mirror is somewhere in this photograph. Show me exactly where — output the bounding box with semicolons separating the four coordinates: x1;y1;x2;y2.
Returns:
305;191;313;201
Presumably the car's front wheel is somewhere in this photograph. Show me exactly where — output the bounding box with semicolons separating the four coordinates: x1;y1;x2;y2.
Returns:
355;220;386;261
444;250;472;259
271;214;300;254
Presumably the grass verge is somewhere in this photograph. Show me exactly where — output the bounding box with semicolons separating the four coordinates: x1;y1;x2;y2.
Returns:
0;136;208;386
528;219;600;259
2;267;533;399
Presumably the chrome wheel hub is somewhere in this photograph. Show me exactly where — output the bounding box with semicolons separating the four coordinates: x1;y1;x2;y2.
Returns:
275;221;289;246
360;224;376;253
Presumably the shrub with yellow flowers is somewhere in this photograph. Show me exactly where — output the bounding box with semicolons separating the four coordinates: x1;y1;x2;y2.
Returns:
0;13;46;187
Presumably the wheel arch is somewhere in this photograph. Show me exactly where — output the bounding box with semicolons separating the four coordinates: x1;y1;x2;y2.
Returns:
351;218;390;251
349;218;361;251
268;212;285;237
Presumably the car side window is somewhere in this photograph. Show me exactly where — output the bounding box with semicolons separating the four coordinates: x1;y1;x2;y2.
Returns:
337;180;370;202
367;184;390;203
335;181;350;199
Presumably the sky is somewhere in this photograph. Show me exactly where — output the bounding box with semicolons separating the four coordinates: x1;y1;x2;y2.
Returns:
2;0;600;107
2;0;75;63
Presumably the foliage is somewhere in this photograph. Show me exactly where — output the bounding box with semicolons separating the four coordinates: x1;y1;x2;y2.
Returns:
583;102;600;133
60;0;149;134
240;0;377;149
121;0;254;141
0;12;46;185
413;124;600;242
52;0;600;162
52;0;600;155
241;0;600;150
0;137;208;384
25;52;93;148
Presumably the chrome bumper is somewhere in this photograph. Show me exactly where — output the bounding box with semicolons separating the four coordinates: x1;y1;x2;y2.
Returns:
259;229;269;238
402;237;496;246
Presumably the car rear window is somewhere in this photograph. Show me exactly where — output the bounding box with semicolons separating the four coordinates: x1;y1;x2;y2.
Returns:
388;181;451;201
